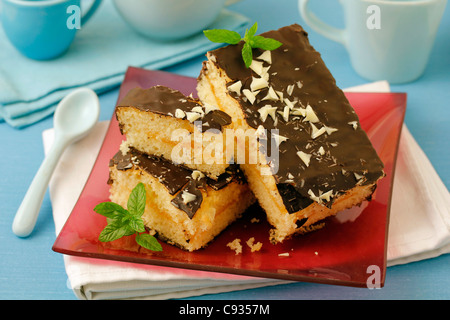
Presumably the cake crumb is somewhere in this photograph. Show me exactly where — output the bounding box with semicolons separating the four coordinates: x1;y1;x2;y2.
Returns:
119;140;131;156
227;239;242;255
246;237;263;252
250;217;260;223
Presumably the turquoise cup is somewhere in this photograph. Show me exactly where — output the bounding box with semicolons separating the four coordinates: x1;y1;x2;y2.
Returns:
299;0;447;83
1;0;102;60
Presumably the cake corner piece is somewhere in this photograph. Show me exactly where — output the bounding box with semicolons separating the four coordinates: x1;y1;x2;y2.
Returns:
197;23;385;243
107;148;255;252
115;85;234;180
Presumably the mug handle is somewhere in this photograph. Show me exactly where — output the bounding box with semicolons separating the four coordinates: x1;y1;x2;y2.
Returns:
81;0;103;27
298;0;346;45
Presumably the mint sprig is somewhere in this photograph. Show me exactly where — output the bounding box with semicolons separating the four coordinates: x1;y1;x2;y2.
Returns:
94;183;162;252
204;22;282;68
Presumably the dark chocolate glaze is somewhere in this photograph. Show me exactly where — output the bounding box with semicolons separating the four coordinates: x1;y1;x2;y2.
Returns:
207;24;385;212
109;148;245;218
170;179;203;219
117;85;231;132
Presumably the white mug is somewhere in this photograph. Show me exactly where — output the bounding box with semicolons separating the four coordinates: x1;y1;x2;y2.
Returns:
299;0;447;83
113;0;242;41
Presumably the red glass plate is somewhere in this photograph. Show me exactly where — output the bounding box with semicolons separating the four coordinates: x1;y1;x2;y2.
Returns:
52;67;406;288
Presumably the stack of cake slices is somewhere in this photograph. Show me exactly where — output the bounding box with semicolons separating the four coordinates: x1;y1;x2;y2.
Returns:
108;24;385;251
109;86;256;252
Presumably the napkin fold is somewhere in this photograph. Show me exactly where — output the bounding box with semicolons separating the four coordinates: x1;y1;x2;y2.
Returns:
43;81;450;299
0;1;250;128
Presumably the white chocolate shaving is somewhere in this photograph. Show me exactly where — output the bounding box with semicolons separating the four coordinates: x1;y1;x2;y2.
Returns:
262;86;279;101
185;112;202;123
286;84;295;96
319;190;334;202
228;81;242;95
258;105;277;122
242;89;257;104
249;60;264;76
181;191;197;204
191;170;205;180
290;108;306;117
297;151;312;167
272;133;289;146
324;125;338;135
318;146;325;155
175;109;185;119
284;98;296;110
276;91;284;101
354;172;364;181
277;106;290;122
191;106;204;114
256;50;272;64
203;103;218;114
304;105;319;123
261;67;270;82
250;77;269;91
348;121;358;130
310;123;326;139
308;189;321;203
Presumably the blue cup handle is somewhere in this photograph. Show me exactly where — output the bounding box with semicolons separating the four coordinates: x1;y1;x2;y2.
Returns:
81;0;103;27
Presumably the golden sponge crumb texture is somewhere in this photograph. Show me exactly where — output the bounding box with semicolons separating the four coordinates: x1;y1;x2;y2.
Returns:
116;86;234;180
108;149;255;252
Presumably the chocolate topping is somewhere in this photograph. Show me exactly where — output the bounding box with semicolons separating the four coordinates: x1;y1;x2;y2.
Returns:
170;180;203;219
117;86;231;132
109;149;245;218
207;24;384;212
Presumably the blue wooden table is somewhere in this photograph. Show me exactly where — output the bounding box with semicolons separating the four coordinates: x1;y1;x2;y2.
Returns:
0;0;449;300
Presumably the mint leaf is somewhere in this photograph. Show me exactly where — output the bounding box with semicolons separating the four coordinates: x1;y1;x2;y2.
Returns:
251;35;282;51
129;216;146;233
204;22;283;69
127;182;146;217
246;22;258;40
136;233;163;252
94;202;128;219
94;183;162;251
99;223;132;242
203;29;241;45
242;42;253;68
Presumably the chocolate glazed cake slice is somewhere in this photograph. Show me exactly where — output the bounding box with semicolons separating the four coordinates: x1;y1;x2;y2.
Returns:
197;24;385;243
108;148;255;252
116;85;234;180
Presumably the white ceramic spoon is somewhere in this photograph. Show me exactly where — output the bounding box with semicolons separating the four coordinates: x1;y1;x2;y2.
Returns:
12;88;100;237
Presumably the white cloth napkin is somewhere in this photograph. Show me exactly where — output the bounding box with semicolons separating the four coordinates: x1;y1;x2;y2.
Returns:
43;81;450;299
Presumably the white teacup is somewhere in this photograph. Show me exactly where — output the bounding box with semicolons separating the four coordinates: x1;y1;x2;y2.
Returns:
299;0;447;83
113;0;241;41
